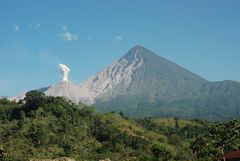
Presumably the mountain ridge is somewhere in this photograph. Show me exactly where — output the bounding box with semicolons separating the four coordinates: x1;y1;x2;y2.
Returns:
9;45;240;120
93;46;206;102
124;46;207;82
90;46;240;120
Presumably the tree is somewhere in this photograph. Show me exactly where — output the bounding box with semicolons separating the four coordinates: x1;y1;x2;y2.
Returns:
174;117;180;129
168;134;181;147
0;146;7;161
191;120;240;160
18;110;26;128
79;106;95;118
29;124;49;146
24;90;46;113
151;143;173;161
19;110;26;120
119;111;124;117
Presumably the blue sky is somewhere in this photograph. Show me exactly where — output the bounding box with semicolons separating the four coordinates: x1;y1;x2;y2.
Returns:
0;0;240;96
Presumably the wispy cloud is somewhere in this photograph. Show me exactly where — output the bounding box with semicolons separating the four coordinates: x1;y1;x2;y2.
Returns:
59;25;78;41
62;24;68;31
113;35;123;42
14;24;20;31
88;36;92;40
28;23;41;31
59;31;78;41
36;24;40;31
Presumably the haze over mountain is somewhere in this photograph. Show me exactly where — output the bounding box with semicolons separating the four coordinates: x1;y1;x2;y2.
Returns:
11;46;240;120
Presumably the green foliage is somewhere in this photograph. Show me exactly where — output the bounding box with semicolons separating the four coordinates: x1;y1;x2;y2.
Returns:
1;91;235;161
24;90;46;112
191;120;240;160
28;124;49;147
0;145;8;161
151;143;174;161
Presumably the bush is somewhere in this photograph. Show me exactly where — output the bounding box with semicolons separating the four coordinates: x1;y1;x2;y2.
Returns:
151;143;174;161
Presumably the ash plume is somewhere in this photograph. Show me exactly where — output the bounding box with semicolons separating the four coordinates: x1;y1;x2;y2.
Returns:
59;64;70;82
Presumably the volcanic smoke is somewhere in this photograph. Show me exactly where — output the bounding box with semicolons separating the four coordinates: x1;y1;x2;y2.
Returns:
59;64;70;82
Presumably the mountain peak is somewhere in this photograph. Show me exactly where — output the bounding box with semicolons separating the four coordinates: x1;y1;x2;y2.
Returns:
123;45;159;62
131;45;146;50
127;45;149;55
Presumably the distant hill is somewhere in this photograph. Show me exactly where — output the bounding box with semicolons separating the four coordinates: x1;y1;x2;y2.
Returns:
11;45;240;120
11;82;92;104
84;46;240;120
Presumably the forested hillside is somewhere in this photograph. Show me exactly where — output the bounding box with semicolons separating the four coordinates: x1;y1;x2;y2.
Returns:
0;91;239;161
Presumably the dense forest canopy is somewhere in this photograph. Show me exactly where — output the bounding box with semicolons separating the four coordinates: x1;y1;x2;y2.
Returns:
0;90;239;161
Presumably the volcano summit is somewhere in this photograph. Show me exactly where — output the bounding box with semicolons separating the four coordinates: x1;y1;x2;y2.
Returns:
12;46;240;120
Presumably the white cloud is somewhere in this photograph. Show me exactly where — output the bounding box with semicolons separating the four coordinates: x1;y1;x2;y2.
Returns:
59;31;78;41
36;24;40;31
113;35;123;42
28;23;40;31
14;24;20;31
59;25;78;41
62;24;68;30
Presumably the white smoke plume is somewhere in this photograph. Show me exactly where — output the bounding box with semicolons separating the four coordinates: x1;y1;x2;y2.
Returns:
59;64;70;82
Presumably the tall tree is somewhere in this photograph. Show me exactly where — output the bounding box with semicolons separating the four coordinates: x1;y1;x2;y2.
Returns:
191;120;240;160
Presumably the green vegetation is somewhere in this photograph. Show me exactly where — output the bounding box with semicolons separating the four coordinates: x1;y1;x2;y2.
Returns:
191;120;240;160
0;90;239;160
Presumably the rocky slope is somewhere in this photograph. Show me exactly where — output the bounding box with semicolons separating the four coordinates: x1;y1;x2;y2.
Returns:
83;46;240;120
44;81;92;104
11;81;92;104
78;46;144;103
10;45;240;120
